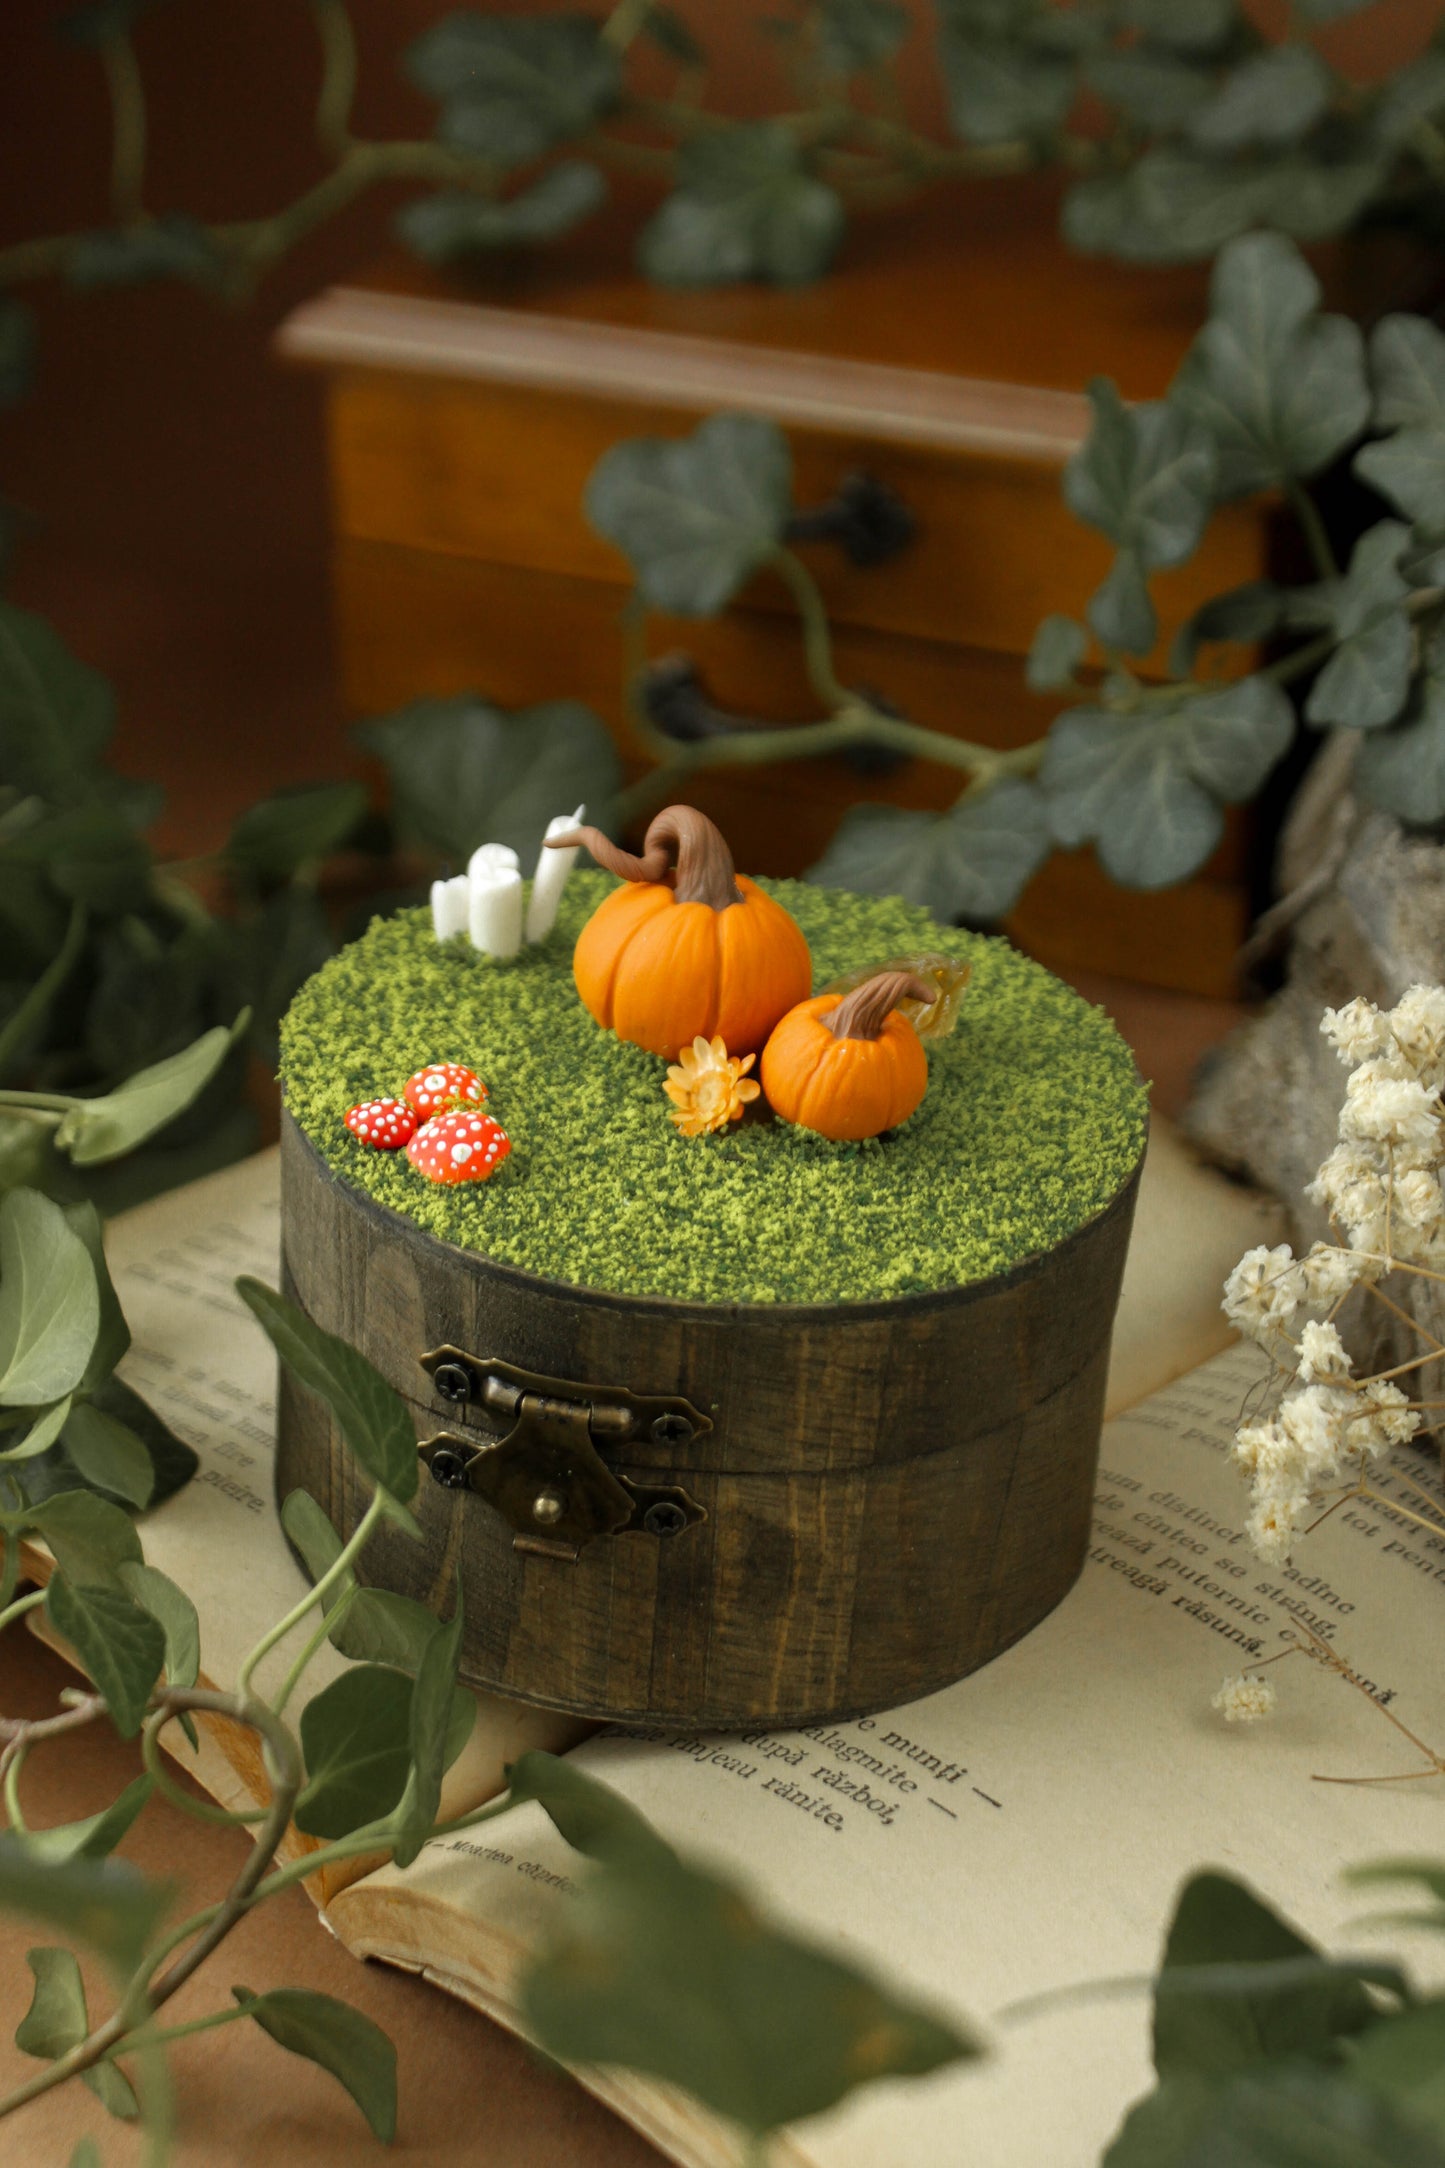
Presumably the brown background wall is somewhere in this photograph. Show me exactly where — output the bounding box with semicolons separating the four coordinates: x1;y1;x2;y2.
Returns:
0;0;1439;858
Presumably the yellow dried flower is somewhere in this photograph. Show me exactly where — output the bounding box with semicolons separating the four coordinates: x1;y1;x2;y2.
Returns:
664;1035;761;1137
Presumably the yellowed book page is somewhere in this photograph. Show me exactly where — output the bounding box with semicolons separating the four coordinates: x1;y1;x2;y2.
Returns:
22;1150;582;1893
333;1338;1445;2168
1105;1120;1285;1418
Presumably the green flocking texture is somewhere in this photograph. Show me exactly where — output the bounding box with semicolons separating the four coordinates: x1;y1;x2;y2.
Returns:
280;872;1148;1306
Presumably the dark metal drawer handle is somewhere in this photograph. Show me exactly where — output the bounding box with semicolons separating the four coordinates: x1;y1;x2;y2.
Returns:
784;471;916;567
417;1347;708;1563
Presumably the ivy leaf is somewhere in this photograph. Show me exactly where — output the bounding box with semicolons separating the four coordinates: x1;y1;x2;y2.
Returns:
397;165;606;263
0;601;115;803
1260;151;1386;245
0;1395;73;1464
1367;315;1445;433
1153;1872;1377;2079
16;1946;139;2120
237;1278;418;1506
516;1759;976;2136
1171;581;1286;675
805;778;1051;923
1027;614;1089;691
231;1986;397;2142
507;1750;668;1870
46;1577;166;1738
30;1488;142;1588
1066;381;1217;571
61;1376;198;1512
224;781;367;889
1172;232;1370;496
229;889;334;1067
1188;45;1333;151
1085;50;1213;130
117;1563;200;1692
585;413;792;615
55;1015;247;1165
0;1838;172;1975
0;1190;100;1407
20;1773;154;1865
295;1666;416;1839
281;1488;440;1669
1117;0;1238;53
61;1202;129;1394
936;14;1077;144
815;0;909;75
355;694;619;867
5;804;152;914
1089;550;1157;656
1063;154;1273;265
1358;623;1445;826
1042;676;1293;890
1354;317;1445;524
1373;53;1445;150
638;125;844;288
66;217;221;292
393;1585;465;1869
1176;2066;1445;2165
1301;522;1413;731
60;1402;154;1508
406;11;618;166
1351;1998;1445;2140
0;299;35;409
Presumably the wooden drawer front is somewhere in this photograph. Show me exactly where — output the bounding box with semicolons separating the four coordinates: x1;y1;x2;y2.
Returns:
327;372;1271;670
336;539;1248;998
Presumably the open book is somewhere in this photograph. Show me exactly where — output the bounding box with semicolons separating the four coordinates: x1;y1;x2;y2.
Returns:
25;1132;1445;2165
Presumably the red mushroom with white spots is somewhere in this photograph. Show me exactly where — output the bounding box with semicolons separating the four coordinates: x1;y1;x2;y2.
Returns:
403;1062;488;1121
407;1109;512;1186
344;1097;418;1151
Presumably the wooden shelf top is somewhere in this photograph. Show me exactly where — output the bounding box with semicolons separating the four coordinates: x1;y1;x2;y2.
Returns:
277;177;1231;461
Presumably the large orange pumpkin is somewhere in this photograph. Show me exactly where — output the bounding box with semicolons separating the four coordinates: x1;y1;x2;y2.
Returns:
761;969;933;1141
546;805;812;1060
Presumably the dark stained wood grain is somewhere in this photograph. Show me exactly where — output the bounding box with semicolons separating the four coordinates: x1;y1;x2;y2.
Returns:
277;1111;1141;1729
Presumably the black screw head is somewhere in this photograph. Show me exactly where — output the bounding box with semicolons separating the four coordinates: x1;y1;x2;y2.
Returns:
428;1446;472;1490
642;1500;688;1537
433;1361;471;1403
649;1411;694;1446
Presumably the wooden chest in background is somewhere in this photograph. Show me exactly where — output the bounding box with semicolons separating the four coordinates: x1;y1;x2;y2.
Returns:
279;179;1277;997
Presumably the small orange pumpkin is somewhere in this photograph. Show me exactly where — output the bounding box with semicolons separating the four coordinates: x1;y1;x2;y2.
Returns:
545;806;812;1060
761;969;934;1141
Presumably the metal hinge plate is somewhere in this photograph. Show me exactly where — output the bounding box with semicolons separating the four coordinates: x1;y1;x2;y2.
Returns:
417;1347;709;1560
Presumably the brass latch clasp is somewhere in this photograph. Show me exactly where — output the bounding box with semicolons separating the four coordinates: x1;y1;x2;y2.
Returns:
416;1349;709;1562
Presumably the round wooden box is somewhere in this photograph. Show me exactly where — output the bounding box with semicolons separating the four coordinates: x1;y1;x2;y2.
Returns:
276;1111;1143;1731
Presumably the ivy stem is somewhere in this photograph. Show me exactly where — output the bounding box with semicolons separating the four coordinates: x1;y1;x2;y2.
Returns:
3;1743;28;1831
237;1490;385;1699
0;900;88;1083
1286;479;1340;583
309;0;358;159
0;1586;46;1635
100;35;148;226
140;1711;270;1826
270;1581;358;1717
0;1687;301;2122
98;2000;256;2060
768;545;854;711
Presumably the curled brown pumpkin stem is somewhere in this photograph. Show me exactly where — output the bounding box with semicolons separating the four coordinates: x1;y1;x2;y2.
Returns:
546;805;742;909
823;971;936;1042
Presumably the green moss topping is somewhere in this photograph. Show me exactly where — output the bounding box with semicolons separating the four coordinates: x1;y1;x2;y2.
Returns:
281;874;1148;1306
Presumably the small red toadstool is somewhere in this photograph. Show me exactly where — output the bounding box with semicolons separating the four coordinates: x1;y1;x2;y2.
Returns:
403;1063;488;1120
406;1108;512;1186
344;1097;418;1151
